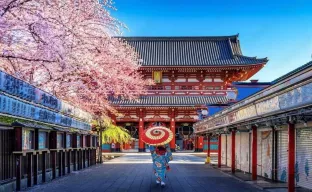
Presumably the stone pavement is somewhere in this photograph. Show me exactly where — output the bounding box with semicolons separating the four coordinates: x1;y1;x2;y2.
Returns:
25;153;263;192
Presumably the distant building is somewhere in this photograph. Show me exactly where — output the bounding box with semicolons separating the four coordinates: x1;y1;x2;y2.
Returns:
232;80;271;100
206;80;271;116
107;35;268;152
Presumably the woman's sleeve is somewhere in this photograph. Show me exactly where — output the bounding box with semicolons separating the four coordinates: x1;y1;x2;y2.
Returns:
149;145;155;152
149;145;157;159
165;144;173;162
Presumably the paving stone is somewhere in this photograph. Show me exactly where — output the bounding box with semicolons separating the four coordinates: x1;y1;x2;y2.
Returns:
24;153;264;192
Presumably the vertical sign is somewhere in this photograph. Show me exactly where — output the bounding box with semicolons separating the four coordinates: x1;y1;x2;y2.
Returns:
153;71;162;84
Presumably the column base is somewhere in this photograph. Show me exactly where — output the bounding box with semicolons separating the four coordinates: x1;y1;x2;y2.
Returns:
205;156;211;164
194;148;198;152
138;148;145;152
170;148;176;152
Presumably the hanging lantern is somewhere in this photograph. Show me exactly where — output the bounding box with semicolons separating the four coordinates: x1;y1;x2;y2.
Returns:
201;110;208;116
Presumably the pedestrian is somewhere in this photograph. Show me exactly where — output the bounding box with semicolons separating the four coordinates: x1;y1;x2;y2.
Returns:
149;144;172;187
111;143;115;152
140;126;174;187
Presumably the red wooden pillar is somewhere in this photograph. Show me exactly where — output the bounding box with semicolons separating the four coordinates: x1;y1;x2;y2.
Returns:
231;130;236;173
288;123;295;192
139;117;145;152
205;135;211;164
197;136;204;152
194;136;198;151
252;126;257;180
218;134;222;168
170;117;176;151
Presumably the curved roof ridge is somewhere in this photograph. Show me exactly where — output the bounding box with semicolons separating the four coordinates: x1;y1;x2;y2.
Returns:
115;35;239;41
235;55;268;61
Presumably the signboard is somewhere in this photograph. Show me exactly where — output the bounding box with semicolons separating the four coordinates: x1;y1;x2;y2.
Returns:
256;96;280;115
57;133;64;148
153;71;162;83
22;129;34;150
39;131;48;149
236;105;257;122
194;81;312;134
77;135;81;148
0;94;91;130
66;134;72;148
0;70;92;123
279;82;312;110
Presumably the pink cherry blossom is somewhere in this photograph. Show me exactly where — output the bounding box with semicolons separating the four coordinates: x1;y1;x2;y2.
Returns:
0;0;152;117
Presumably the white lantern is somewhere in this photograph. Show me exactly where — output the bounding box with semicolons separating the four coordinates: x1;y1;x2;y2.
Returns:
201;110;208;116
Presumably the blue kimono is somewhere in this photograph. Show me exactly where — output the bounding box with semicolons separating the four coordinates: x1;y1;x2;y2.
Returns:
149;145;173;182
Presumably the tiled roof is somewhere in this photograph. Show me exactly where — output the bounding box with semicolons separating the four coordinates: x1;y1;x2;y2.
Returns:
272;61;312;84
117;35;268;66
110;96;228;106
11;121;52;130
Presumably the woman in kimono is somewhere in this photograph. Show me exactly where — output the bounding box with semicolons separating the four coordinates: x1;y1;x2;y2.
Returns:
149;144;173;187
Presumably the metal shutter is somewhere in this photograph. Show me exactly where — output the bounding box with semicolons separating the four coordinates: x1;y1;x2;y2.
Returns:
227;134;232;167
296;128;312;189
261;130;273;179
240;132;250;173
235;132;241;170
277;130;288;182
221;134;227;165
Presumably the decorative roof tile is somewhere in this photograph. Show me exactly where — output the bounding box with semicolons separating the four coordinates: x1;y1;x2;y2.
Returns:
117;35;268;66
110;96;228;107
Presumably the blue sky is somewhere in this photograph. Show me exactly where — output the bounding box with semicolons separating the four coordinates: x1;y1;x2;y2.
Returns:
112;0;312;82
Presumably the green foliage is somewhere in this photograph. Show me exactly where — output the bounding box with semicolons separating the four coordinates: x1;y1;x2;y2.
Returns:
101;124;131;144
92;116;131;144
0;115;16;124
0;115;54;128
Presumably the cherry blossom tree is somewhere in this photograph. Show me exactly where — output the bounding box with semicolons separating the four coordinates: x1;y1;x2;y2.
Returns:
0;0;151;116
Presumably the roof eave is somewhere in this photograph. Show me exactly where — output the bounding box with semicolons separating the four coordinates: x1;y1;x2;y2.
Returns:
139;63;267;68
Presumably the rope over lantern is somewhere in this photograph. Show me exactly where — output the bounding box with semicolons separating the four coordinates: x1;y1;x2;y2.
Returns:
141;126;173;146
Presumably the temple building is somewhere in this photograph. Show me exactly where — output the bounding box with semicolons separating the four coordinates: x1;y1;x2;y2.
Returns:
106;35;268;152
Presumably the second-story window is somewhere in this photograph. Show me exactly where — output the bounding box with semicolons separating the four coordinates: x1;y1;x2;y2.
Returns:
181;86;192;90
205;86;213;90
